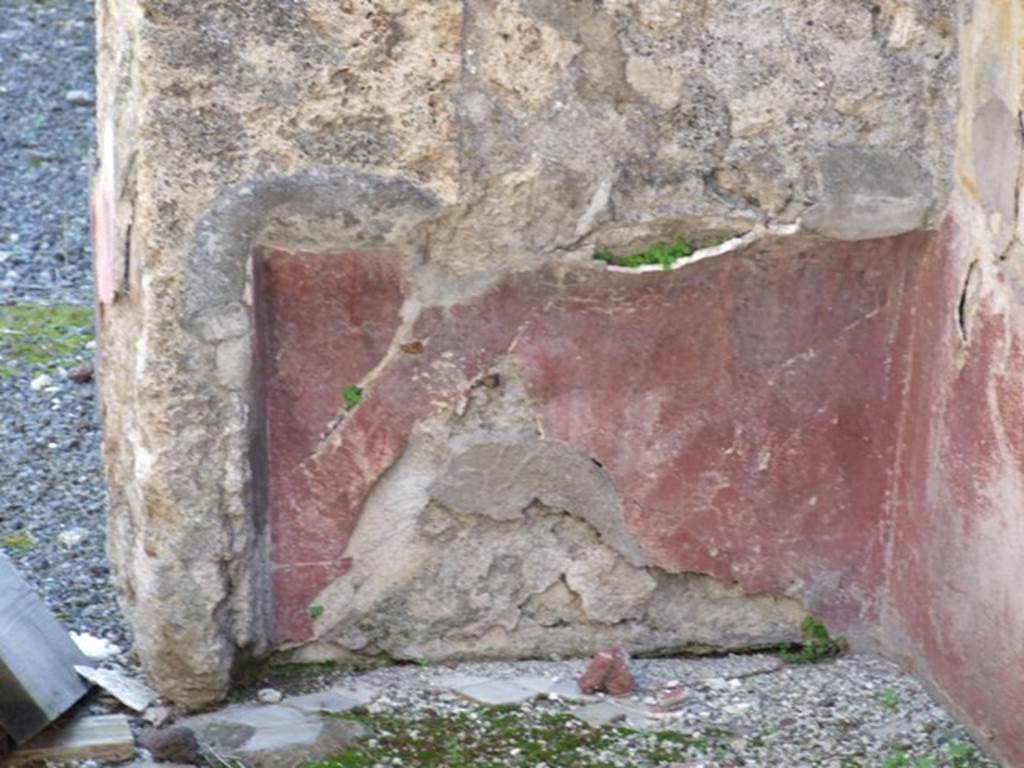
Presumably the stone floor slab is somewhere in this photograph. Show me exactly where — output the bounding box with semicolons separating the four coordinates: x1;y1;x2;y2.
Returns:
429;673;490;690
571;701;657;729
512;676;593;702
186;703;366;768
453;679;538;706
283;690;365;715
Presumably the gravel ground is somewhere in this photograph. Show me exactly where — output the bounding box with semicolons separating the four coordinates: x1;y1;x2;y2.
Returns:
231;655;1000;768
0;0;120;639
0;0;96;304
0;2;1006;767
0;354;129;652
0;0;129;657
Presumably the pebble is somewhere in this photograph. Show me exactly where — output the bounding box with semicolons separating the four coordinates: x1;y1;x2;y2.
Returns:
136;725;200;765
67;364;94;383
578;647;635;696
29;373;52;390
58;526;89;546
64;89;94;106
258;687;284;704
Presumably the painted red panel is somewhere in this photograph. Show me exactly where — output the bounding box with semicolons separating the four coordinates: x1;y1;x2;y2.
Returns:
254;248;405;641
511;238;928;628
257;233;934;642
886;220;1024;766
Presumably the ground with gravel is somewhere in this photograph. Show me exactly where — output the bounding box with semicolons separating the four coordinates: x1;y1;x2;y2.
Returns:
216;655;1001;768
0;0;96;304
0;0;125;650
0;2;1007;767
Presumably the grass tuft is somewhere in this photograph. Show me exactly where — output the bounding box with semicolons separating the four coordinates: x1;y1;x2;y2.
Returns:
342;385;363;411
594;237;695;270
779;616;847;664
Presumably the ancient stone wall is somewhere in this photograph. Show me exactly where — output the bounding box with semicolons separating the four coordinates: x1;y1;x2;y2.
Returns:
93;2;1024;762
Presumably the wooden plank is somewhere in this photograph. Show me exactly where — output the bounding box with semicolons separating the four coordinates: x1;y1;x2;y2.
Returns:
0;554;91;743
6;714;134;766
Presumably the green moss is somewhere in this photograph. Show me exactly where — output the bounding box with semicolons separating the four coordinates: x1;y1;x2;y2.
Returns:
1;532;36;551
342;385;363;411
309;604;325;620
948;742;986;767
880;687;900;712
593;237;695;270
306;705;714;767
778;616;848;664
0;303;94;375
884;750;911;768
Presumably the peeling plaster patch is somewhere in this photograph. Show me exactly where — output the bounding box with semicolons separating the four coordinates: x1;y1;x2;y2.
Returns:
600;220;801;274
307;365;806;662
318;498;805;662
431;432;650;566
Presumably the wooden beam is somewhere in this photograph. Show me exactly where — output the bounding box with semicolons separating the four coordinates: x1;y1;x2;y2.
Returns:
0;555;91;743
6;714;134;766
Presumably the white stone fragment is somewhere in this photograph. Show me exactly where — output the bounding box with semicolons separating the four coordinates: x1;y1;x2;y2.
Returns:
71;632;122;661
75;666;155;712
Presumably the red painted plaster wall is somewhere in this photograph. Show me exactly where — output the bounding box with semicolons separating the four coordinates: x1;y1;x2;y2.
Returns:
886;221;1024;766
256;233;936;643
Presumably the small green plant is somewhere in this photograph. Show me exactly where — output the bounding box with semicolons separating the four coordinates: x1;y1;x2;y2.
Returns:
308;604;325;621
778;616;847;664
914;757;938;768
949;742;981;767
883;749;910;768
445;742;465;763
880;688;900;712
342;385;363;411
593;237;695;270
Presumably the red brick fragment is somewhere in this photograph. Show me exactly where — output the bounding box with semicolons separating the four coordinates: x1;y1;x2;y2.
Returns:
578;647;634;697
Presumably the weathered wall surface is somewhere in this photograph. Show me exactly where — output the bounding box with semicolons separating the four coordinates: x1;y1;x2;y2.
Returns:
89;10;1023;763
881;2;1024;765
257;234;934;656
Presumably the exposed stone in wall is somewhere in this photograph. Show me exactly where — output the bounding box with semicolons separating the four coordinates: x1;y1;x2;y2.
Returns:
93;0;979;717
302;371;806;662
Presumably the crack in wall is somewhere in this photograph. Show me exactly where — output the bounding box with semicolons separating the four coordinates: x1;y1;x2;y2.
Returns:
957;258;979;343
